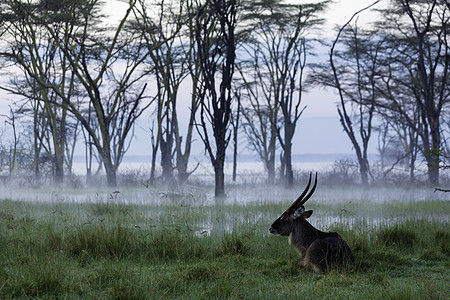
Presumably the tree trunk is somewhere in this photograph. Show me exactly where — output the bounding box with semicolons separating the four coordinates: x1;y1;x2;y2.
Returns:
358;159;369;186
232;100;240;182
214;161;225;198
149;137;158;185
267;159;275;184
104;160;117;187
160;137;173;183
284;120;294;188
33;125;40;180
428;118;441;185
232;147;237;182
268;123;277;184
285;140;293;188
420;112;440;186
99;143;117;187
279;152;285;182
54;145;64;184
176;153;189;183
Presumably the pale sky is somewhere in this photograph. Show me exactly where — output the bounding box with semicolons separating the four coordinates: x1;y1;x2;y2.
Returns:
0;0;385;157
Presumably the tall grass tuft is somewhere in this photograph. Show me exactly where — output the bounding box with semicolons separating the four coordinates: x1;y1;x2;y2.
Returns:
144;229;211;261
435;230;449;255
1;256;67;298
66;224;138;260
218;232;249;256
377;224;417;249
178;262;219;281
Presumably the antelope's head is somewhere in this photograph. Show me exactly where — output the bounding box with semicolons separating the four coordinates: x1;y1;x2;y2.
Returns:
268;173;317;236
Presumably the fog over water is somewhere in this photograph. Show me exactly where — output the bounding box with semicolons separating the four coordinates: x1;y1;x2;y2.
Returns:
1;160;447;206
1;178;448;235
0;158;448;234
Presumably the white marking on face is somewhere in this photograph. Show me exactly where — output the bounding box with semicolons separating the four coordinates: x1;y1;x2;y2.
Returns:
294;207;304;219
288;232;293;245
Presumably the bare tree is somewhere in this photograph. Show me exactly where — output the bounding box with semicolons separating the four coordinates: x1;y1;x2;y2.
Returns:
375;88;422;182
1;107;19;177
174;0;202;184
329;25;381;185
314;1;381;185
3;78;46;179
195;0;238;197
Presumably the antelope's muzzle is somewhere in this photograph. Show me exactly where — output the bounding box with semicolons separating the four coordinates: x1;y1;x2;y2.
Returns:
269;227;278;235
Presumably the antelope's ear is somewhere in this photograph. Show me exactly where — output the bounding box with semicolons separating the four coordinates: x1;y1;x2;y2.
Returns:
293;206;305;219
303;210;313;219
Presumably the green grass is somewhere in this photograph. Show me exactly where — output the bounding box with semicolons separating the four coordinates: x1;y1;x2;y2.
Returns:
0;197;448;299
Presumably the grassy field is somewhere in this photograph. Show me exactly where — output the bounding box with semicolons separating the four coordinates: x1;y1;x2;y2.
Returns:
0;186;448;299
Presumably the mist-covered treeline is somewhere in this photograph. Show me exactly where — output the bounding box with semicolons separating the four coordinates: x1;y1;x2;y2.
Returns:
0;0;448;194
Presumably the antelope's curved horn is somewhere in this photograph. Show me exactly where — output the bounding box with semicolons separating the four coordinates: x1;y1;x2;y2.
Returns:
285;173;312;214
297;172;317;207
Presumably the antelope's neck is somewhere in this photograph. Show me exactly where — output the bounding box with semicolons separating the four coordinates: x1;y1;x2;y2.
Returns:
288;232;294;245
292;218;324;248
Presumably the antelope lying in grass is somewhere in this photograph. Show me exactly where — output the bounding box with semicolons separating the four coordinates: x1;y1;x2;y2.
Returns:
269;173;354;273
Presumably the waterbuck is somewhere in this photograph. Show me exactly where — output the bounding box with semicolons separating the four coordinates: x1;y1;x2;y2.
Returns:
269;173;354;273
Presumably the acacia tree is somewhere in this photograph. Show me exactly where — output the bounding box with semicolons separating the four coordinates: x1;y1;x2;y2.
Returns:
1;0;162;186
4;77;48;179
278;30;307;188
237;37;280;184
195;0;238;197
377;0;450;185
374;38;424;182
133;0;199;185
138;0;185;183
238;0;327;187
0;0;85;183
378;107;421;181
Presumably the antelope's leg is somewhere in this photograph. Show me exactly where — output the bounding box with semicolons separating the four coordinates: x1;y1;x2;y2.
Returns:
294;245;307;267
